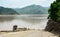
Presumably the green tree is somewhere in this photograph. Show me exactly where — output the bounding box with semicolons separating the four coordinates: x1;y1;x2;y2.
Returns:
48;0;60;22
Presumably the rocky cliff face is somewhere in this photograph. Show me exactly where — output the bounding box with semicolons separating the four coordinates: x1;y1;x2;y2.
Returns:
45;19;60;34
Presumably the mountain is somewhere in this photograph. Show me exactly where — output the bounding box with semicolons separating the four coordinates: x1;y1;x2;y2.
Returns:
15;5;49;14
0;6;18;15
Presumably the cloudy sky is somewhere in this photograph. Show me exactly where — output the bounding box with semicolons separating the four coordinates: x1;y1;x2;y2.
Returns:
0;0;55;8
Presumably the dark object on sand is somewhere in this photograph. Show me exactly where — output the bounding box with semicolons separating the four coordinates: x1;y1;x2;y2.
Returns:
59;36;60;37
13;25;17;31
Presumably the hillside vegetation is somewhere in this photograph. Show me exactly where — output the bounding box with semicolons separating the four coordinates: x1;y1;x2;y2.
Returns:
15;5;49;14
0;7;18;15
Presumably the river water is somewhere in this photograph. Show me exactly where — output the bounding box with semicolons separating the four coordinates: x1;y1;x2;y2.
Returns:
0;14;48;31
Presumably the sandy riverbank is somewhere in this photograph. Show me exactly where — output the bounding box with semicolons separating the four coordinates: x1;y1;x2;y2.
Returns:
0;30;58;37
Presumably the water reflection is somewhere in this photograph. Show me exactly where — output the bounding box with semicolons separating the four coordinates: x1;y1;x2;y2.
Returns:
0;14;48;31
0;15;15;22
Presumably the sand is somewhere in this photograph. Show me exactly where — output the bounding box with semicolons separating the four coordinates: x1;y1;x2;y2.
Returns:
0;30;58;37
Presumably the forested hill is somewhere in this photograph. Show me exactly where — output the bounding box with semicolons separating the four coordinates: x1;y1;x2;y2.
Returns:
0;5;49;14
14;5;49;14
0;6;18;15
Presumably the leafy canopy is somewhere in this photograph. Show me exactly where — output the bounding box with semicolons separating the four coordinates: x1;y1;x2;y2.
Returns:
48;0;60;22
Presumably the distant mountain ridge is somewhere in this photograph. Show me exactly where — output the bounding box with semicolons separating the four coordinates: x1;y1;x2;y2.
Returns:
15;5;49;14
0;6;18;15
0;5;49;14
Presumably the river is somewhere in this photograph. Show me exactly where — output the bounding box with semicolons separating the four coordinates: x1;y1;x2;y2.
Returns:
0;14;48;31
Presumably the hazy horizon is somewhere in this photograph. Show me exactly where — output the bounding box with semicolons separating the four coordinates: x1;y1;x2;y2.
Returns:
0;0;55;8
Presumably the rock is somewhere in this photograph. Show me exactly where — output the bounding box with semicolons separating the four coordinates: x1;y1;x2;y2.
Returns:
45;19;60;34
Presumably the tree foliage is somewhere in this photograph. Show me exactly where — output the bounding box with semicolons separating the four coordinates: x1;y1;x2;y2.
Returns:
48;0;60;22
